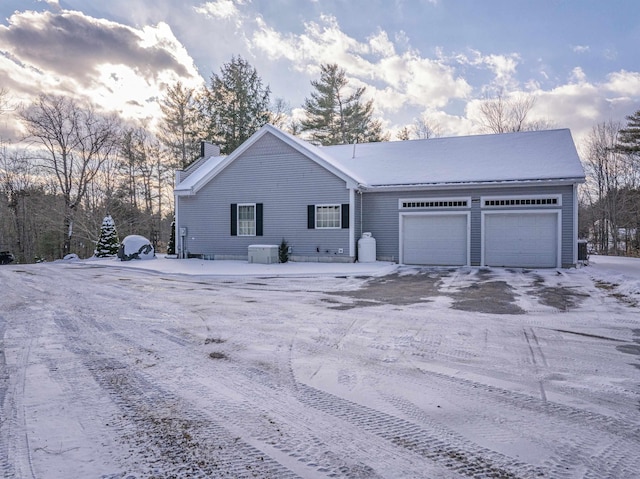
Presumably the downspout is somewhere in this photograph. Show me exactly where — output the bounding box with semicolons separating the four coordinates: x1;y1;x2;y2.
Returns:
174;193;180;258
349;187;355;258
573;183;579;266
360;189;363;239
174;170;182;259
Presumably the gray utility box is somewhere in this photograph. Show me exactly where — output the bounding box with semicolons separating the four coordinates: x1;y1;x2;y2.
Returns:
248;244;279;264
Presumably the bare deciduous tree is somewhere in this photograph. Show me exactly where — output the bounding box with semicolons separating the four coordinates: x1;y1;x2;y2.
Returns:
19;94;121;256
476;91;552;134
412;116;442;139
582;121;628;253
0;87;13;115
269;97;292;131
117;127;167;246
158;81;204;169
397;116;442;141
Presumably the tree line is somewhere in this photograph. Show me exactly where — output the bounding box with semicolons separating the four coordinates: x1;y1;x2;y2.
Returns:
580;111;640;255
0;58;388;263
1;56;639;262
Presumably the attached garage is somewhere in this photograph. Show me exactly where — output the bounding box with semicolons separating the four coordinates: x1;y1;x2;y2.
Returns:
483;212;560;268
401;213;469;266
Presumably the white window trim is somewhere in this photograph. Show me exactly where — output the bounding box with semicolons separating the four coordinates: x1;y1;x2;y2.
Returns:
237;203;256;237
315;204;342;229
399;197;471;209
481;194;562;208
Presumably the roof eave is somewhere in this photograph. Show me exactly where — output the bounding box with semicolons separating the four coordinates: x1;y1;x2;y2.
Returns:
359;177;586;192
176;125;361;195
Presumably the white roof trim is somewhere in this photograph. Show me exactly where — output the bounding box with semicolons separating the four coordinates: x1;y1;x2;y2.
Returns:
174;125;586;196
359;177;586;193
174;125;362;195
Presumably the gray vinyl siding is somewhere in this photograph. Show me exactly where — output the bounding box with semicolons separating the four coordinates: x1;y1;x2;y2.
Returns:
362;184;576;266
177;133;352;260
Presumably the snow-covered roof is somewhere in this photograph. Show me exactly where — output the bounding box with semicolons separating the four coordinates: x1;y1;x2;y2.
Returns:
174;154;227;195
174;125;362;195
174;126;585;195
324;128;585;188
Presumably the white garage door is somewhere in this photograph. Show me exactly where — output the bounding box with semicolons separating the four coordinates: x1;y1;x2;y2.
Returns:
402;214;468;265
484;213;559;268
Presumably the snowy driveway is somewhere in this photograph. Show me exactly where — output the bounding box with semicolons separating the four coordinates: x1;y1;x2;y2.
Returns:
1;260;639;478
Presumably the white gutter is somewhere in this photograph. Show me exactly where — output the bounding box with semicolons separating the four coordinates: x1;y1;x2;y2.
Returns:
359;177;587;193
573;183;579;265
349;188;355;258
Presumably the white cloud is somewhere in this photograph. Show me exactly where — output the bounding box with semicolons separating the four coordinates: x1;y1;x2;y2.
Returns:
570;66;588;84
572;45;590;54
368;30;396;57
37;0;61;9
522;69;640;145
193;0;242;20
0;10;203;136
250;14;470;113
457;49;521;90
604;70;640;97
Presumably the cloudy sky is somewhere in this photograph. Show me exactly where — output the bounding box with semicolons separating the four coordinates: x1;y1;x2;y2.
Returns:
1;0;639;148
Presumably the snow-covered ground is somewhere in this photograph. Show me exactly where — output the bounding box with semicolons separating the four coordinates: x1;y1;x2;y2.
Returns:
1;256;639;478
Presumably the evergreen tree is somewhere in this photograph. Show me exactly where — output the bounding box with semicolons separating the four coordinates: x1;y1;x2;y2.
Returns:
167;218;176;255
617;108;640;155
301;64;387;146
204;56;271;154
94;215;119;257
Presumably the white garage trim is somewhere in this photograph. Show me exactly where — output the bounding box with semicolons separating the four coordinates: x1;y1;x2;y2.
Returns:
399;212;470;266
481;210;561;268
481;194;562;208
399;197;471;209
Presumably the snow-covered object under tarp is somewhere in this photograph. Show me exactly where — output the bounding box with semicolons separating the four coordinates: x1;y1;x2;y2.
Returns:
117;235;155;261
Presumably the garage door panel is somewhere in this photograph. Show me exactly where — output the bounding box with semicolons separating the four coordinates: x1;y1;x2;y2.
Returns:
484;213;558;268
403;214;468;266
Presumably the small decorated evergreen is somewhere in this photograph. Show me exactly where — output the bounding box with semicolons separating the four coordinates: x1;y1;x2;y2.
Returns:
279;238;289;263
94;215;120;257
167;219;176;255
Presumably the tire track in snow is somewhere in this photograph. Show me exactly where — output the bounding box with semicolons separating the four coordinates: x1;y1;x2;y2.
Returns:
57;331;303;479
38;282;306;479
411;367;640;477
293;313;640;479
294;382;543;479
53;303;399;478
138;327;458;478
143;329;439;478
0;310;41;479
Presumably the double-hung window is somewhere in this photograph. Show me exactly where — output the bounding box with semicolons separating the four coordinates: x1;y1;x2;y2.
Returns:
237;204;255;236
231;203;263;236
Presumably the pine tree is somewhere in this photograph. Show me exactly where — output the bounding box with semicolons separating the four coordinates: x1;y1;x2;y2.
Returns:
204;56;271;154
301;64;388;146
94;215;120;257
617;109;640;155
167;219;176;255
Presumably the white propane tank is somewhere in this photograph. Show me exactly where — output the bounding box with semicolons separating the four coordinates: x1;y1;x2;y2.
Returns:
358;232;376;263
